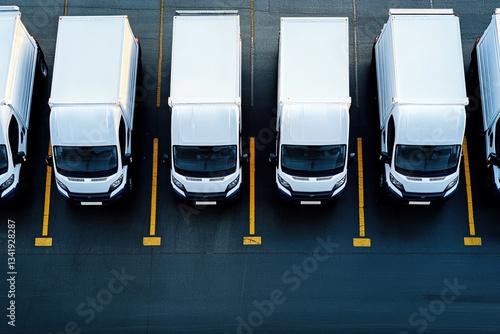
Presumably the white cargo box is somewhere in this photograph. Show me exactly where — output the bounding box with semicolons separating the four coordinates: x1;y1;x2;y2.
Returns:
278;17;351;105
168;14;241;106
49;15;139;124
376;9;468;124
0;6;37;128
477;9;500;131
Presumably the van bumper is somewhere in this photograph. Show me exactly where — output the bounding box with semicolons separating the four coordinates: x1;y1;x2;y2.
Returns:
58;186;129;205
172;186;241;205
275;184;344;205
385;184;455;205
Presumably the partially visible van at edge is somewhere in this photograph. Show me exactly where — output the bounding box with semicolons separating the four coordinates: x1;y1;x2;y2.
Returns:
0;6;47;202
470;8;500;198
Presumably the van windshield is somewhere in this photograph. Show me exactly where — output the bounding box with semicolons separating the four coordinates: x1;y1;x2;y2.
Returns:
395;145;461;177
54;146;118;178
0;145;7;174
281;145;346;177
173;145;237;177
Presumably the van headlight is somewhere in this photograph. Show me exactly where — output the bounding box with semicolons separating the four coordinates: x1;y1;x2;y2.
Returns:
0;174;14;192
389;173;405;192
226;175;240;192
172;175;185;191
333;175;347;191
56;178;69;192
445;176;459;191
109;174;123;192
277;174;292;191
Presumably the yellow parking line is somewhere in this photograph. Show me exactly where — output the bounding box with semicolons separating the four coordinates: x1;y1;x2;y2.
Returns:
353;138;371;247
63;0;68;15
156;0;165;108
35;143;53;247
244;137;261;245
462;137;481;246
249;137;255;234
143;138;161;246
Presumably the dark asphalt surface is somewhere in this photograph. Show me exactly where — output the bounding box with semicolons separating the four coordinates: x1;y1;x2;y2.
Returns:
1;1;500;333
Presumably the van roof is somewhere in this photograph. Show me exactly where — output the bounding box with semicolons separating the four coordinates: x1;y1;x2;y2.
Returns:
0;8;21;101
50;16;136;105
169;15;241;106
387;12;466;103
278;17;350;103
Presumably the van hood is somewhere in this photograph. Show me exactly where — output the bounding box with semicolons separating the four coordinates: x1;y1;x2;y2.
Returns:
280;103;349;145
50;105;120;146
395;105;465;145
171;104;238;146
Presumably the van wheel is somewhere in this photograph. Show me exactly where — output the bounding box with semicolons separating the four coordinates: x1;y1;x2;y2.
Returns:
38;57;48;79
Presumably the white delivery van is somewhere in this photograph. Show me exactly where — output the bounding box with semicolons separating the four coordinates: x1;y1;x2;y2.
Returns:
46;16;140;205
471;8;500;196
373;9;468;205
0;6;47;202
268;17;353;205
165;11;245;205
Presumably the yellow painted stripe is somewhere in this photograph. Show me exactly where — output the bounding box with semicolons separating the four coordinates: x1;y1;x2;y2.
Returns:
143;236;161;246
250;0;254;39
42;166;52;236
35;237;52;247
37;142;52;246
156;0;165;108
149;138;159;236
64;0;68;16
464;237;482;246
357;138;365;237
462;137;476;235
354;138;371;248
243;236;261;245
42;143;52;236
353;238;371;247
249;137;255;235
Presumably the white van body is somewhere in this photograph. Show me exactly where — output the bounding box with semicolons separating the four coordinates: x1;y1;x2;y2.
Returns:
271;17;351;205
167;12;243;205
374;9;468;205
48;16;139;205
475;8;500;194
0;6;45;202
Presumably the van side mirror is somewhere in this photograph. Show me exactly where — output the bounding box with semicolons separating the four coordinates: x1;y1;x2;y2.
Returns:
241;153;249;163
348;153;356;165
269;153;277;166
122;153;132;166
45;155;53;167
162;153;170;164
379;152;391;164
13;151;26;165
487;153;500;167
